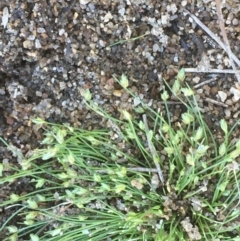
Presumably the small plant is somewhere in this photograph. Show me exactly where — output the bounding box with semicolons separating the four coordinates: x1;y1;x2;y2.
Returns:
1;69;240;240
108;33;149;47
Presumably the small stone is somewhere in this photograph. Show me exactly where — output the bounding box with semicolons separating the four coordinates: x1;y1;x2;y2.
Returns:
26;51;38;58
167;3;177;14
37;27;46;33
59;82;66;90
61;100;67;107
218;91;227;102
88;3;95;11
118;8;125;16
173;55;178;62
181;0;188;6
23;40;33;49
226;19;231;25
161;15;168;25
196;89;203;94
0;88;6;95
113;89;122;97
80;0;91;4
230;87;240;101
104;12;113;22
42;93;48;99
89;43;96;49
1;7;9;28
193;76;200;83
210;86;218;95
225;99;233;105
98;39;105;47
36;91;42;97
224;109;231;117
35;39;42;49
73;12;78;20
28;35;35;40
233;111;240;118
6;117;15;125
59;29;65;36
232;18;239;26
153;43;160;52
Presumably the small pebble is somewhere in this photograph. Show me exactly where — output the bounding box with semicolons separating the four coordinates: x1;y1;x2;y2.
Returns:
218;91;227;102
193;76;200;83
37;27;45;33
153;43;160;52
210;86;218;95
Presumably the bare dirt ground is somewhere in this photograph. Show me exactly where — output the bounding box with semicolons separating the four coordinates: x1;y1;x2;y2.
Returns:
0;0;240;235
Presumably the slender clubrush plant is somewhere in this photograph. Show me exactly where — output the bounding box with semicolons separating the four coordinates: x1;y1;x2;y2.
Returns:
0;69;240;241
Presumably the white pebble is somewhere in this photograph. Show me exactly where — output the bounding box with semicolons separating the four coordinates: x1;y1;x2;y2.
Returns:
59;29;65;36
36;91;42;97
181;0;188;6
218;91;227;102
161;15;168;25
1;7;9;28
224;109;231;117
173;55;178;62
98;39;105;47
233;111;240;118
118;8;125;16
37;27;46;33
104;12;113;22
193;76;200;83
230;87;240;101
28;35;36;40
80;0;91;4
153;43;160;52
232;18;239;25
35;39;42;49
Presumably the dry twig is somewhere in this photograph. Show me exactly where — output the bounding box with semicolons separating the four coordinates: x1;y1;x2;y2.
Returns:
205;97;228;107
193;77;217;89
215;0;240;83
185;68;240;74
182;8;240;69
142;114;164;183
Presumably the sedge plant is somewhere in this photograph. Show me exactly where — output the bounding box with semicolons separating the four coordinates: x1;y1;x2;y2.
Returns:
0;69;240;241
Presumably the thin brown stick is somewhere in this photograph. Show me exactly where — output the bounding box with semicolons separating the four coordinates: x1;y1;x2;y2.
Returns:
215;0;240;83
182;8;240;68
205;97;228;107
185;68;240;74
142;114;164;183
193;77;217;89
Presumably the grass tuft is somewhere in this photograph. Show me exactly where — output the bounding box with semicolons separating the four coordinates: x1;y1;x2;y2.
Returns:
1;69;240;240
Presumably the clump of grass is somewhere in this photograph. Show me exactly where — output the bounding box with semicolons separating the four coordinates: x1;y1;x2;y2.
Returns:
1;69;240;241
